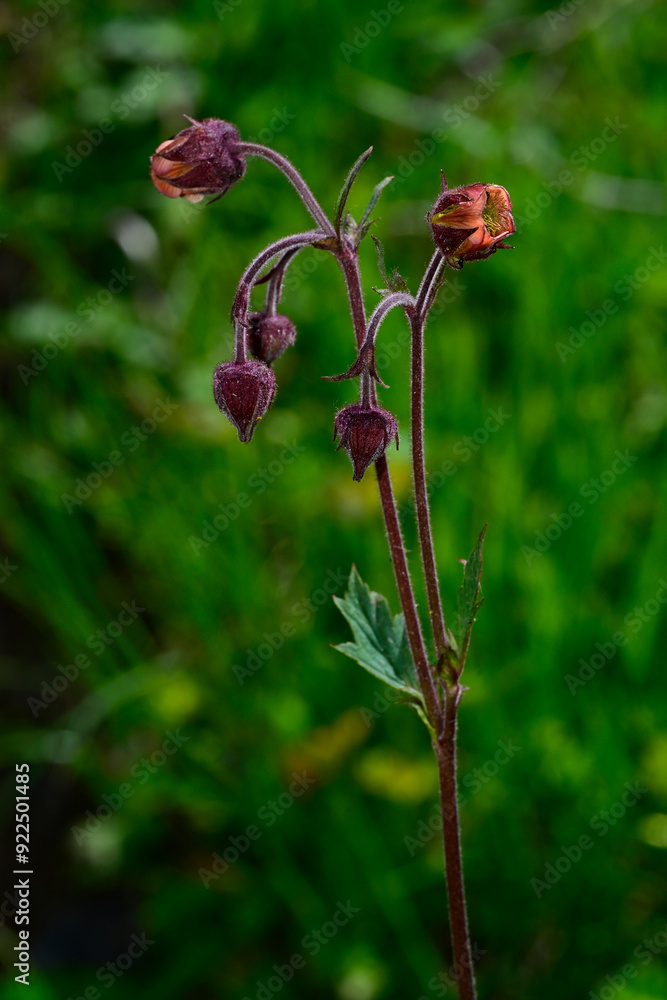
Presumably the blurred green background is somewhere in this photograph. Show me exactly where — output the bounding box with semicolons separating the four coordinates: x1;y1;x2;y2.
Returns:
1;0;666;997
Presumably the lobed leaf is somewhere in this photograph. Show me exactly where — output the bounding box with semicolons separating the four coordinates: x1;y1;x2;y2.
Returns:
333;566;423;706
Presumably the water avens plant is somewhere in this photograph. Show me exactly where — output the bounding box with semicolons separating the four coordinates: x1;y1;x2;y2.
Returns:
150;115;516;1000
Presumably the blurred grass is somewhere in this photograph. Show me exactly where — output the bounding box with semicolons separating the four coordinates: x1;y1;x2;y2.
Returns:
0;0;666;998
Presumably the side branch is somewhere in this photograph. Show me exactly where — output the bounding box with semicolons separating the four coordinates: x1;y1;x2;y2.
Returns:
232;230;326;363
410;251;450;664
238;142;336;236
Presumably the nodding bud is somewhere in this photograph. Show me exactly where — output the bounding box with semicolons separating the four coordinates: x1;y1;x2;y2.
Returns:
247;312;297;364
334;403;399;482
213;360;276;443
151;117;246;203
428;178;514;268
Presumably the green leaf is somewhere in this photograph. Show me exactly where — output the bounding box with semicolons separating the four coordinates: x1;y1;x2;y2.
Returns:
456;525;487;668
390;267;410;293
371;235;410;293
354;175;394;246
334;147;373;234
340;211;357;240
333;566;423;705
372;235;392;287
354;217;377;247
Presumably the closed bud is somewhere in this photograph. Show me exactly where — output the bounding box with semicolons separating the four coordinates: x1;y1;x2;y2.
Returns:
247;312;297;363
151;117;246;203
334;403;398;481
213;360;276;442
428;176;515;267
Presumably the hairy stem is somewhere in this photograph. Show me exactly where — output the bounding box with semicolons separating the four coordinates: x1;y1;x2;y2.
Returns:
435;689;477;1000
411;251;449;665
241;147;438;722
231;230;325;363
415;251;477;997
231;147;474;994
238;142;335;235
365;291;415;351
337;247;441;729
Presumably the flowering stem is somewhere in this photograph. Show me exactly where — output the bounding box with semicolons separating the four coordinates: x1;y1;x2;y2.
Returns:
365;292;415;352
240;146;439;724
337;247;441;729
435;688;477;1000
415;249;447;319
231;230;325;363
412;251;477;997
238;143;336;236
411;251;450;666
374;453;440;728
265;272;280;316
233;147;476;989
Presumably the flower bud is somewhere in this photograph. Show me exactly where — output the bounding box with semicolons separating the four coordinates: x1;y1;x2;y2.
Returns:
247;312;297;364
213;360;276;443
334;403;398;481
428;178;514;267
151;117;246;203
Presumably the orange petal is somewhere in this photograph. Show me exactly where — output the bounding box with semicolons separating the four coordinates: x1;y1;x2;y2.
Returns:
151;155;196;180
431;188;487;230
151;174;182;198
154;134;189;156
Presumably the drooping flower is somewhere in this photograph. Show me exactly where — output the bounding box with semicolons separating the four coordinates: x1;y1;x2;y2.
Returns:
246;312;297;364
428;177;515;267
213;360;276;443
334;403;398;482
151;117;246;203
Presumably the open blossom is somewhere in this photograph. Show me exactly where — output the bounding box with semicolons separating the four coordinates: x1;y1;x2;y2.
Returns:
334;404;398;482
150;117;246;203
213;360;276;443
428;178;514;267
